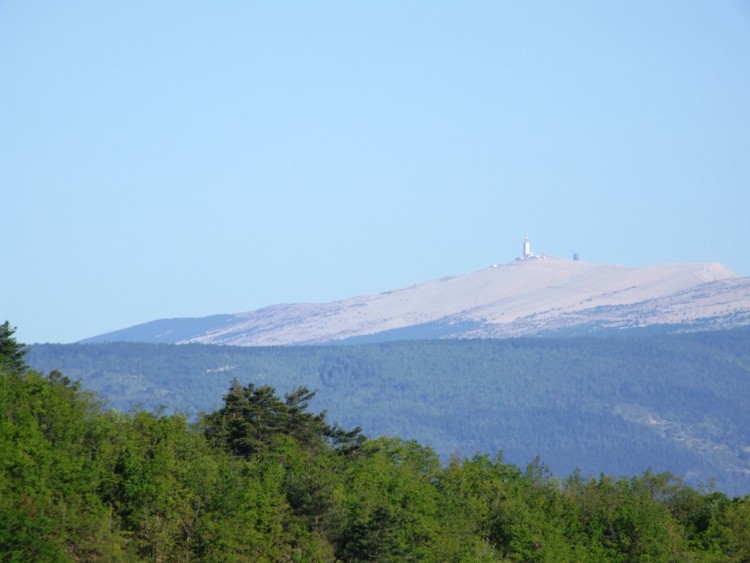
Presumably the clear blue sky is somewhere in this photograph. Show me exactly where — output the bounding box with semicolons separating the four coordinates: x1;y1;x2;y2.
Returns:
2;1;749;344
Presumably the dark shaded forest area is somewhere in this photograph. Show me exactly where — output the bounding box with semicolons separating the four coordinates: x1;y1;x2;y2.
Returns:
3;323;750;561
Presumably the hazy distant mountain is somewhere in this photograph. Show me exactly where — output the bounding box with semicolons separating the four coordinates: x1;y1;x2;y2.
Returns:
82;258;750;345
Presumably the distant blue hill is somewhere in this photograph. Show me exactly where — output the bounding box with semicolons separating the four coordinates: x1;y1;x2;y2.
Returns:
80;314;237;344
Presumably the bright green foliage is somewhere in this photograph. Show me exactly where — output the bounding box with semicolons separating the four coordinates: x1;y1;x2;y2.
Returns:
1;324;750;561
0;368;127;560
701;496;750;561
333;438;441;561
193;457;290;560
565;473;687;561
435;454;507;561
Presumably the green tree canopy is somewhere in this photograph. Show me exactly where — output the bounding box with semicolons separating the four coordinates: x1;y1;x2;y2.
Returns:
0;321;27;373
202;379;365;458
3;325;750;560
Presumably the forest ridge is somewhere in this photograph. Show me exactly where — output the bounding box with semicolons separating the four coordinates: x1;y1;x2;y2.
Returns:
29;327;750;496
3;322;750;561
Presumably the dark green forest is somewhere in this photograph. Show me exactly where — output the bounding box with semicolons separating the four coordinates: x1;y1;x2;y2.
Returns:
3;322;750;561
28;327;750;496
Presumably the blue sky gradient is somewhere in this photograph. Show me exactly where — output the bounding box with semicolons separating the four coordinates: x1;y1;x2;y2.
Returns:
3;1;749;343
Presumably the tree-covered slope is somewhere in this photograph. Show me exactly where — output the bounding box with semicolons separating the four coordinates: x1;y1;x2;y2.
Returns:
4;322;750;560
27;327;750;496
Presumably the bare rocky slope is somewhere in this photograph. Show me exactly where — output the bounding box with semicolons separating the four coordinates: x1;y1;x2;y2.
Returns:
83;258;750;345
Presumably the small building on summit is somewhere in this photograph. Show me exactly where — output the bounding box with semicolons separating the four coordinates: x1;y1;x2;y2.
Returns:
515;235;545;262
522;236;532;259
494;236;544;266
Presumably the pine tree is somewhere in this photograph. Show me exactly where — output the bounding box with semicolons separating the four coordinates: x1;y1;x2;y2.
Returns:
0;321;27;373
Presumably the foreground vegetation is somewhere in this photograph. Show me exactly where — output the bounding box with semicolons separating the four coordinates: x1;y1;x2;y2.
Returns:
3;323;750;561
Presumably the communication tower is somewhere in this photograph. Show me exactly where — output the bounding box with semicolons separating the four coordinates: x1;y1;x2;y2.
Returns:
523;236;532;259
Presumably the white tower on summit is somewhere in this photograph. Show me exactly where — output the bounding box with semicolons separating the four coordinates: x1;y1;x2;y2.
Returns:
522;236;532;259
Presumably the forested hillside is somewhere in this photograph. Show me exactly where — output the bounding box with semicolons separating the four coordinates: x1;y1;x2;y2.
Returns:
28;328;750;496
4;323;750;560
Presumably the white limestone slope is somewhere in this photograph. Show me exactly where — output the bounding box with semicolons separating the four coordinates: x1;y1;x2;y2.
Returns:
183;258;744;346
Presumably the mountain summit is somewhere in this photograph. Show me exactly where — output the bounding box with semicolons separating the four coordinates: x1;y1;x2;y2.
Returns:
83;258;750;345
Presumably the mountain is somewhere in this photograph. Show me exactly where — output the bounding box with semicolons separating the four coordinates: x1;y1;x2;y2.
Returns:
82;258;750;345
